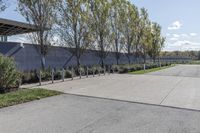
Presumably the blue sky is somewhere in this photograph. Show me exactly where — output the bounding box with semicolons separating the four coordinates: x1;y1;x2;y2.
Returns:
1;0;200;51
132;0;200;51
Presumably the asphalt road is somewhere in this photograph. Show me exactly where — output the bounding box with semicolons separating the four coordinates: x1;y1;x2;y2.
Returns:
1;94;200;133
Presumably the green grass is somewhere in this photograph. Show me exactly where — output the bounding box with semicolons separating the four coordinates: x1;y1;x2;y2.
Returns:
129;65;174;74
0;88;62;108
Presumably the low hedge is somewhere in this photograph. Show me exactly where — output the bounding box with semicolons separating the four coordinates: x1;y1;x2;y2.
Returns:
21;63;172;84
116;62;172;74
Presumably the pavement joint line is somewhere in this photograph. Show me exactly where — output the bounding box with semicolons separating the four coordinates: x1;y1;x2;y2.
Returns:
62;93;200;113
159;78;183;105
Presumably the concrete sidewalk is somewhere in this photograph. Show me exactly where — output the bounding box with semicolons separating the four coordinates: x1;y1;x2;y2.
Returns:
23;72;200;111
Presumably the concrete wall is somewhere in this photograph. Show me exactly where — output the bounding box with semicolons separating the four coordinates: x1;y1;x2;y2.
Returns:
0;42;140;71
0;42;191;71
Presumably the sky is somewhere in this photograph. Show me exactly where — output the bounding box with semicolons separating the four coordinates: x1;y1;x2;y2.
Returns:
0;0;200;51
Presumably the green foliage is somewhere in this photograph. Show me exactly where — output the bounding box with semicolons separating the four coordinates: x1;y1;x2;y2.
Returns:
117;62;172;74
18;0;58;68
17;0;166;69
65;70;72;78
57;0;94;67
0;0;7;12
0;88;62;108
0;55;21;92
22;70;38;84
161;51;198;60
129;65;173;74
89;0;112;66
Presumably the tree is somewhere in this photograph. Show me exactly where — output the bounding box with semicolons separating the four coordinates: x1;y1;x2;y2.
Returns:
120;2;139;64
198;51;200;60
0;0;7;12
139;8;151;64
148;22;162;62
18;0;57;69
89;0;111;67
109;0;125;65
158;37;165;60
57;0;94;68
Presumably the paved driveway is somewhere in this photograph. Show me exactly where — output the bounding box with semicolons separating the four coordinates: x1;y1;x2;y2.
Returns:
1;94;200;133
2;64;200;133
23;65;200;111
147;64;200;77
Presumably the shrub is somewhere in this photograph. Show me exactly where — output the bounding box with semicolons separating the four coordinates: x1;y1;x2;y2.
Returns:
54;70;62;80
79;66;85;75
115;62;172;74
90;66;99;74
0;55;21;93
87;67;94;75
64;69;72;78
112;65;120;72
41;69;51;80
22;70;38;84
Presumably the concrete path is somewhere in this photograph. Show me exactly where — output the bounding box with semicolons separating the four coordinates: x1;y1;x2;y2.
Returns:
23;65;200;111
147;64;200;77
1;94;200;133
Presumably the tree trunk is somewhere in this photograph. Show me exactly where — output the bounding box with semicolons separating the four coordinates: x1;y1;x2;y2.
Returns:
116;52;120;65
76;56;80;69
127;54;131;65
41;55;46;69
40;30;45;69
101;58;104;68
116;57;119;65
143;55;146;64
115;37;119;65
99;36;104;68
143;51;146;64
153;57;156;63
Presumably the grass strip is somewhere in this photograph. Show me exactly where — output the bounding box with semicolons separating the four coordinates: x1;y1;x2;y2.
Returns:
129;65;174;74
0;88;62;108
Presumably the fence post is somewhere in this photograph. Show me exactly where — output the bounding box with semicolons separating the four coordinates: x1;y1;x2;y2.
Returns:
159;62;161;68
143;64;146;71
86;67;89;78
104;66;106;75
108;65;110;75
112;66;114;74
51;68;54;83
79;67;81;79
39;70;41;86
71;67;74;80
62;68;65;82
98;67;100;76
93;67;95;77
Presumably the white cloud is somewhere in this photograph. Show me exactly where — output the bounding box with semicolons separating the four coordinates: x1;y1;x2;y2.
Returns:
180;34;189;37
166;33;170;36
168;21;183;30
172;34;180;38
164;40;200;51
190;33;197;36
169;38;179;41
8;35;31;43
